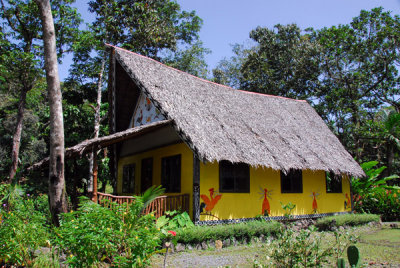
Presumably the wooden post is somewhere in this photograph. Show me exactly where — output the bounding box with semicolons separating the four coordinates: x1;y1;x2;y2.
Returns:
193;154;200;223
92;150;98;203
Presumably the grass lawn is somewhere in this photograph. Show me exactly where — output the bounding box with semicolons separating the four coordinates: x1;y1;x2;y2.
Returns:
356;225;400;266
150;223;400;267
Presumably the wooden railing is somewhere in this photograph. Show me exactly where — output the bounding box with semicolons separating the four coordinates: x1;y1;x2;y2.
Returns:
166;194;190;214
96;192;190;218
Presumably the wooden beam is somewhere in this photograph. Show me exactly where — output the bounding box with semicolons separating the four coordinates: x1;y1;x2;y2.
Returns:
28;120;172;171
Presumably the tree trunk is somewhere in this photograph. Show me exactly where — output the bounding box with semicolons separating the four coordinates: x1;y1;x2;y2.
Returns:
35;0;68;226
88;53;106;196
8;87;28;182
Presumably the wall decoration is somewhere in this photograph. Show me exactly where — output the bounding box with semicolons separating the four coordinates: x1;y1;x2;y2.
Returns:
310;191;320;213
131;93;165;127
344;193;351;210
200;188;222;219
258;186;273;216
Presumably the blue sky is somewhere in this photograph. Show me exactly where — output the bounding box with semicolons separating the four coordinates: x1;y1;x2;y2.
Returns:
60;0;400;80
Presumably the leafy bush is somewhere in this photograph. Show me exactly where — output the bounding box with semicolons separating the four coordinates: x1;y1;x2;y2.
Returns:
315;213;380;231
55;197;161;267
176;220;282;244
156;210;194;231
270;226;333;267
0;185;50;266
352;161;400;221
355;188;400;221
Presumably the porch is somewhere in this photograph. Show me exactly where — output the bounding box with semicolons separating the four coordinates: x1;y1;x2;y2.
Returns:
96;192;190;218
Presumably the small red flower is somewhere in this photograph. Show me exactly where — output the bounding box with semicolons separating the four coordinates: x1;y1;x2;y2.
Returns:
168;230;176;236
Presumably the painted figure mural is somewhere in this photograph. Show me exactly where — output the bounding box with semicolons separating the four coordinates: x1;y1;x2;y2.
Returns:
344;193;351;210
310;191;320;213
258;186;272;216
132;93;164;127
200;187;222;219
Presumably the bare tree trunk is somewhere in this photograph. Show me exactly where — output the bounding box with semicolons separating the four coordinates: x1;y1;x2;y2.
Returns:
35;0;67;226
8;87;28;182
88;54;106;197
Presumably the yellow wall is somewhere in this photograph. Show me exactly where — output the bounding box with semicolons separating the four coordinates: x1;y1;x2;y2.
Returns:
117;143;351;221
118;143;193;215
199;162;351;221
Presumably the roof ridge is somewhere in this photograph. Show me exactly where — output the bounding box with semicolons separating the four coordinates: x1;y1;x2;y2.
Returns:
105;44;306;103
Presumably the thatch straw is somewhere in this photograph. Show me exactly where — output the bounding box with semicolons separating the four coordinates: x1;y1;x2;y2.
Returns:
109;45;365;178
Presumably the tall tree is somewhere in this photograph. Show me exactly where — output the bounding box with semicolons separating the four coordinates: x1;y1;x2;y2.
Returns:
162;41;211;79
0;0;80;182
34;0;68;225
313;7;400;159
239;24;321;99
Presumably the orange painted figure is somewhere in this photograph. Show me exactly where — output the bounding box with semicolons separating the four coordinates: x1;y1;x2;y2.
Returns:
310;191;320;213
200;188;222;212
258;186;272;216
262;188;271;216
145;97;152;111
344;193;351;209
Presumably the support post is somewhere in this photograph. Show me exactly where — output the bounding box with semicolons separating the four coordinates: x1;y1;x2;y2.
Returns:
193;154;200;223
92;150;98;203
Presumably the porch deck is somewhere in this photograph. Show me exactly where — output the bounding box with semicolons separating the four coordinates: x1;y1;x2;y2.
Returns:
97;192;190;218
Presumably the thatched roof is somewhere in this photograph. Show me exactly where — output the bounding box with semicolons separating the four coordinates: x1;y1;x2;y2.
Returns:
109;45;364;177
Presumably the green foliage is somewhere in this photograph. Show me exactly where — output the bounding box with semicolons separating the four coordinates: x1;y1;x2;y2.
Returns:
55;196;161;267
156;210;194;231
0;185;50;266
337;258;346;268
32;249;61;268
176;221;282;244
270;226;333;267
141;185;165;209
240;24;320;99
332;228;358;261
162;41;211;79
280;201;296;219
347;245;361;268
352;161;400;221
315;213;380;231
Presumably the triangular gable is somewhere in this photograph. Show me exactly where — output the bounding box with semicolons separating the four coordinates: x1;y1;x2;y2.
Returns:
129;92;166;128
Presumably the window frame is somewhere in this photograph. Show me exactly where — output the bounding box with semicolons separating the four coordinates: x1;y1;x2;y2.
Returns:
161;154;181;193
326;171;343;193
122;164;135;194
280;169;303;193
219;160;250;193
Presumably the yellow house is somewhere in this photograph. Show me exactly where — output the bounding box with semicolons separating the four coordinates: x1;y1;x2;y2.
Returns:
107;45;364;224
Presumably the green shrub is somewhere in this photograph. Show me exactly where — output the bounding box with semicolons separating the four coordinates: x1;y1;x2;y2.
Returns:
354;188;400;221
0;186;50;266
156;210;195;231
352;161;400;221
271;226;334;267
315;213;380;231
176;220;282;244
55;197;161;267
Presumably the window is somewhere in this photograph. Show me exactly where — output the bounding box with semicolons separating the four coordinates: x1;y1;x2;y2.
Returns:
281;169;302;193
326;171;342;193
161;155;181;193
219;160;250;193
122;164;135;193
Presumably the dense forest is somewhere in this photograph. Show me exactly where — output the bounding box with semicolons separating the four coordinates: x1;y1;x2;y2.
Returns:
1;0;399;202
